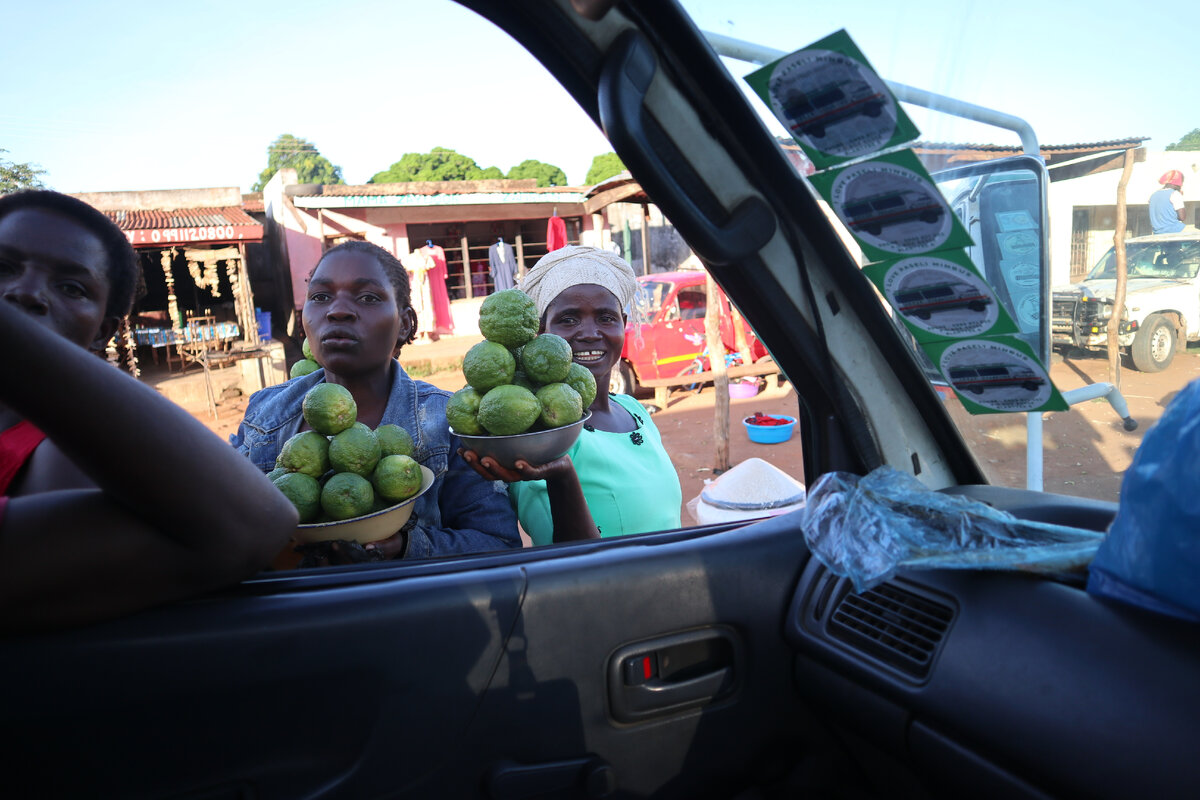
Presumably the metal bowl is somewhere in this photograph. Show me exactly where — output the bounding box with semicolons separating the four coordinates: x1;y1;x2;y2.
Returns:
294;465;435;544
452;412;591;470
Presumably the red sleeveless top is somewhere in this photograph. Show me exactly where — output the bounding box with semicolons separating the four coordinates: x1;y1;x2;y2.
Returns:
0;421;48;527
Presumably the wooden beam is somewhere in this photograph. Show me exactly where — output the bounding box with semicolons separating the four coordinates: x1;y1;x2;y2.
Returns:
640;203;651;277
706;272;730;473
1048;147;1147;183
1108;149;1135;389
583;183;646;214
358;203;585;225
460;235;472;300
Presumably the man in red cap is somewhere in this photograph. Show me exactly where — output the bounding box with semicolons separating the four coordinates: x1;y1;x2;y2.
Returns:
1150;170;1186;234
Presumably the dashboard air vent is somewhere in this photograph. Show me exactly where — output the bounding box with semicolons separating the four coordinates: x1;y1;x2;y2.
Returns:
828;581;953;679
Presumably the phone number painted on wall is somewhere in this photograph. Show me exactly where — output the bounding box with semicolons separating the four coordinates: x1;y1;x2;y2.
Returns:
123;225;263;246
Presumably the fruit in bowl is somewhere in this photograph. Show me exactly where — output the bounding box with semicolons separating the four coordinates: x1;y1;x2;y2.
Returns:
268;381;431;542
446;289;596;468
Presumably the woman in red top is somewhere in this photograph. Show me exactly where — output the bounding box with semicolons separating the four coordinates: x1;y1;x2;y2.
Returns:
0;191;295;632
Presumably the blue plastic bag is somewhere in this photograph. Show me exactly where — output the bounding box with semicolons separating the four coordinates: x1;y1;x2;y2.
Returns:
1087;378;1200;622
802;466;1103;593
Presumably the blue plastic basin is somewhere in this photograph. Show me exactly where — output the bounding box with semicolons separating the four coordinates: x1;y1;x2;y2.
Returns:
743;415;796;444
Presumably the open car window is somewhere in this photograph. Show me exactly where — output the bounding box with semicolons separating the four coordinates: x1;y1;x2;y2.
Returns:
15;0;1187;571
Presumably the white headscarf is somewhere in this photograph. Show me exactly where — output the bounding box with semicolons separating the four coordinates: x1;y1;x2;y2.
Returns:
519;245;640;319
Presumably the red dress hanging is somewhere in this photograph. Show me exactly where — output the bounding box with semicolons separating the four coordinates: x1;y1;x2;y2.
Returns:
546;215;567;251
421;245;455;336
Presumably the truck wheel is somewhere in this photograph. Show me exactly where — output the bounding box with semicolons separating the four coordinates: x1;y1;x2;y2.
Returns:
609;362;642;397
1130;314;1176;372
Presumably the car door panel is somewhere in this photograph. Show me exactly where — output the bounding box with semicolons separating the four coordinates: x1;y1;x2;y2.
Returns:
2;570;527;798
452;513;816;798
3;515;816;799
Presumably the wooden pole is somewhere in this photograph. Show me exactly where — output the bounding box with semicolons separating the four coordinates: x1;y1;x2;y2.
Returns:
460;235;472;300
1107;148;1135;389
706;271;730;473
640;202;651;276
730;303;753;364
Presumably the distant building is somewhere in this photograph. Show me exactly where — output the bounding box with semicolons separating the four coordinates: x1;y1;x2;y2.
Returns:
262;169;602;335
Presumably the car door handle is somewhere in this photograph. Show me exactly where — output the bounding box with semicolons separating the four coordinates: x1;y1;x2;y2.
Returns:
598;31;776;266
608;628;742;723
623;666;733;714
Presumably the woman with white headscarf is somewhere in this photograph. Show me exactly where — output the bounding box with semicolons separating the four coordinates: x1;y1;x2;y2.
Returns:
460;245;682;544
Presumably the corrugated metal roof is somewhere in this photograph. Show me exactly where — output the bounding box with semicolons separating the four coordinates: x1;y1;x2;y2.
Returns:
106;206;260;230
912;137;1147;154
291;192;586;209
290;179;586;198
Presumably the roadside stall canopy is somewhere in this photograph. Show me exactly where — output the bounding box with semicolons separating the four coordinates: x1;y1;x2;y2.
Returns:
108;205;264;248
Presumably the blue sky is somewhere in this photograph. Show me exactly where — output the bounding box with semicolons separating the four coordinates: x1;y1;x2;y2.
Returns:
4;1;1195;194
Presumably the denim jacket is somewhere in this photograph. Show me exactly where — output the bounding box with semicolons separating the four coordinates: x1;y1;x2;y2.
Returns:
230;364;520;558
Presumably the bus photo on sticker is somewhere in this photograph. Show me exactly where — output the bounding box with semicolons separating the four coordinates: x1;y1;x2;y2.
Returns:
939;340;1053;412
832;163;953;255
893;274;995;336
767;50;897;160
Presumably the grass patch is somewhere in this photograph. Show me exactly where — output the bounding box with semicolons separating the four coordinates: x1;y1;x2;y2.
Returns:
403;357;462;378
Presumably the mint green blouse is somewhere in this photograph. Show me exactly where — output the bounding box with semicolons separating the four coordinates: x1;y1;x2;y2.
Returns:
509;394;683;546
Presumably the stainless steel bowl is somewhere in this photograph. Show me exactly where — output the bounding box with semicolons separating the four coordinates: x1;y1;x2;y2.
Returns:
452;411;591;470
294;465;435;544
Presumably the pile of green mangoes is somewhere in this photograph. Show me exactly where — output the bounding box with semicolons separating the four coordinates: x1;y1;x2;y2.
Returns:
446;289;596;436
270;383;423;523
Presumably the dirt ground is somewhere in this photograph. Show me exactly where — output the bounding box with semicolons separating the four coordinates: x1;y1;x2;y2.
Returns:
188;342;1200;523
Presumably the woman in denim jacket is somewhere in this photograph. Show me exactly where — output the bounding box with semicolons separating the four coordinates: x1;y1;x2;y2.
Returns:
231;241;520;562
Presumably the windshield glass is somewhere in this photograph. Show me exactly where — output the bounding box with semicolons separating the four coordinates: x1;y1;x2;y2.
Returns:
684;0;1195;504
1086;240;1200;281
638;280;674;318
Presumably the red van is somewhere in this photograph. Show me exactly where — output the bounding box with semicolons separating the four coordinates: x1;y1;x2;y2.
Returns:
611;270;768;395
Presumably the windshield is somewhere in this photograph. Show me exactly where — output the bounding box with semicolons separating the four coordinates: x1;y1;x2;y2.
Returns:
637;280;674;318
684;0;1193;505
1086;241;1200;281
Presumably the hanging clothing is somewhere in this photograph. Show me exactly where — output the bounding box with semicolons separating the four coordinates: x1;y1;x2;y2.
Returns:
488;241;518;292
470;261;489;296
421;245;455;336
401;251;435;338
547;215;568;252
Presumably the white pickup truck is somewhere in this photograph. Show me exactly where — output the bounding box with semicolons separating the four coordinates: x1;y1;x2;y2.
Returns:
1051;232;1200;371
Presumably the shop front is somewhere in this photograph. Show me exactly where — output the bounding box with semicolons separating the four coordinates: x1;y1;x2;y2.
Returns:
75;188;269;377
263;173;603;339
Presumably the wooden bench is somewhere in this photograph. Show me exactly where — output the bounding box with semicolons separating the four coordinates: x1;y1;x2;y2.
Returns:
638;357;782;409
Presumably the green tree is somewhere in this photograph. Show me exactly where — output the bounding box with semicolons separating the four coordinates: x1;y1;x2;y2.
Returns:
0;149;47;193
252;134;344;191
369;147;502;183
585;153;626;185
1166;128;1200;151
506;159;568;187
